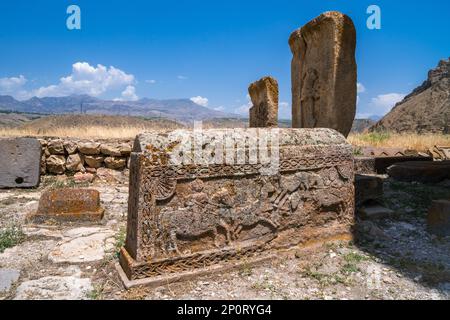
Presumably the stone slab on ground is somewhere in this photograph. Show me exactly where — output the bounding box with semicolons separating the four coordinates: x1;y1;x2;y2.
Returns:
375;156;433;174
0;269;20;293
0;137;41;188
48;228;115;263
29;188;104;223
14;275;93;300
428;200;450;237
387;161;450;183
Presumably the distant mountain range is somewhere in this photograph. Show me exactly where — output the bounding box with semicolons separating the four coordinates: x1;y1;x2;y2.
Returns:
0;95;241;123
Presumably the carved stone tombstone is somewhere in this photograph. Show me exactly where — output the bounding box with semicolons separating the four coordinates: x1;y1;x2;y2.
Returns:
249;77;279;128
289;11;357;137
117;128;355;287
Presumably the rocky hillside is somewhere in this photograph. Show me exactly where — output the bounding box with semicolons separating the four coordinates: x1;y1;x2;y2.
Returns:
370;58;450;134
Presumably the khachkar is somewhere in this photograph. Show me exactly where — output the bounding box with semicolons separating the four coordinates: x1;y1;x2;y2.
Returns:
249;76;279;128
289;11;357;137
118;128;355;287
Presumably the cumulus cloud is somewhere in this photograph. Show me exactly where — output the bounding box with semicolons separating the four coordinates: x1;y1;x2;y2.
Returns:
0;75;27;92
33;62;135;98
213;106;224;112
369;93;406;115
190;96;209;107
0;75;30;100
0;62;137;100
120;85;139;101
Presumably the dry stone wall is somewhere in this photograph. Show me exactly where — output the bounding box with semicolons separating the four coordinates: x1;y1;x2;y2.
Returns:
38;138;133;175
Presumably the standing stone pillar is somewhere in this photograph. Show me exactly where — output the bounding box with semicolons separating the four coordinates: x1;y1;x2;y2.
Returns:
289;11;357;137
248;76;279;128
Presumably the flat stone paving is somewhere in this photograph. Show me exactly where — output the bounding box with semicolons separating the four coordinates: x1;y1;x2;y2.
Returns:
0;175;449;300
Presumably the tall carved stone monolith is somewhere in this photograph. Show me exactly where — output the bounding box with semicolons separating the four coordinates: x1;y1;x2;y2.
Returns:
249;76;279;128
289;11;357;137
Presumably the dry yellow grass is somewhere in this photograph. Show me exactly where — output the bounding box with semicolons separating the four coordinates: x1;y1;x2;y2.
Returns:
348;132;450;151
0;125;160;139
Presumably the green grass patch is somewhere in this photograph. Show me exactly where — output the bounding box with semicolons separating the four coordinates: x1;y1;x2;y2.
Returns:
0;224;25;253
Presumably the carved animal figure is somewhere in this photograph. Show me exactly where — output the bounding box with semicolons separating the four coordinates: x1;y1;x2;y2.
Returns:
157;182;235;255
233;201;280;238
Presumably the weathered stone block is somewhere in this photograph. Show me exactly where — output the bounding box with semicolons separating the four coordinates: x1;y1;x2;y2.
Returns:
104;156;126;170
78;142;101;155
46;155;66;174
47;139;65;155
84;155;104;168
289;11;357;137
29;188;104;223
0;137;41;188
354;157;376;174
375;156;432;174
355;174;383;207
427;200;450;237
387;161;450;183
100;144;122;156
119;128;355;286
248;76;278;128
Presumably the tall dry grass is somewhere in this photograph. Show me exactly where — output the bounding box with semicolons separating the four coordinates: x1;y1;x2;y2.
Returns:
348;132;450;151
0;125;155;139
1;124;449;151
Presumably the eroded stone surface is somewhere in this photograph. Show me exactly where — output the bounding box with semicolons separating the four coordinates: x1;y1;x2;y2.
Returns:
248;76;278;128
121;128;355;281
289;11;357;137
0;137;41;188
30;188;104;223
0;269;20;293
48;228;115;263
14;275;92;300
387;161;450;183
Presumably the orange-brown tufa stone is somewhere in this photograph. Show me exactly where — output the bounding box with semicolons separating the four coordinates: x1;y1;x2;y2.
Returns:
29;188;104;223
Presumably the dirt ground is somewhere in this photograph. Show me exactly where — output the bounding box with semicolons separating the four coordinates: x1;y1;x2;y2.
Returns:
0;173;449;300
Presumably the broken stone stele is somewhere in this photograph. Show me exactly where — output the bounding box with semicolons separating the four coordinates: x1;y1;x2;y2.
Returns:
249;76;279;128
118;128;355;287
0;137;42;188
30;188;104;223
289;11;357;137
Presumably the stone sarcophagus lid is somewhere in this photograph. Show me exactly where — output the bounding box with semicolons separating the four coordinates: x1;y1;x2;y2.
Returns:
118;128;355;286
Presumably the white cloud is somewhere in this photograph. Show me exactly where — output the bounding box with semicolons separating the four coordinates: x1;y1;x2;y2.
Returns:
213;106;224;112
369;93;406;115
33;62;135;98
0;75;27;92
0;75;30;100
279;102;289;108
146;79;156;84
190;96;209;107
120;85;139;101
357;82;366;93
177;75;188;80
0;62;136;100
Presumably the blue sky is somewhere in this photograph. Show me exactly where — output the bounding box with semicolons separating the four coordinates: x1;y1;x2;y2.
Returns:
0;0;449;119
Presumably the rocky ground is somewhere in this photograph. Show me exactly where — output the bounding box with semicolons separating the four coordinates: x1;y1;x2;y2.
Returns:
0;173;449;300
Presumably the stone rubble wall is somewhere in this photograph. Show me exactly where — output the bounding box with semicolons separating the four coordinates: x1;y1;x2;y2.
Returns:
38;138;133;176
